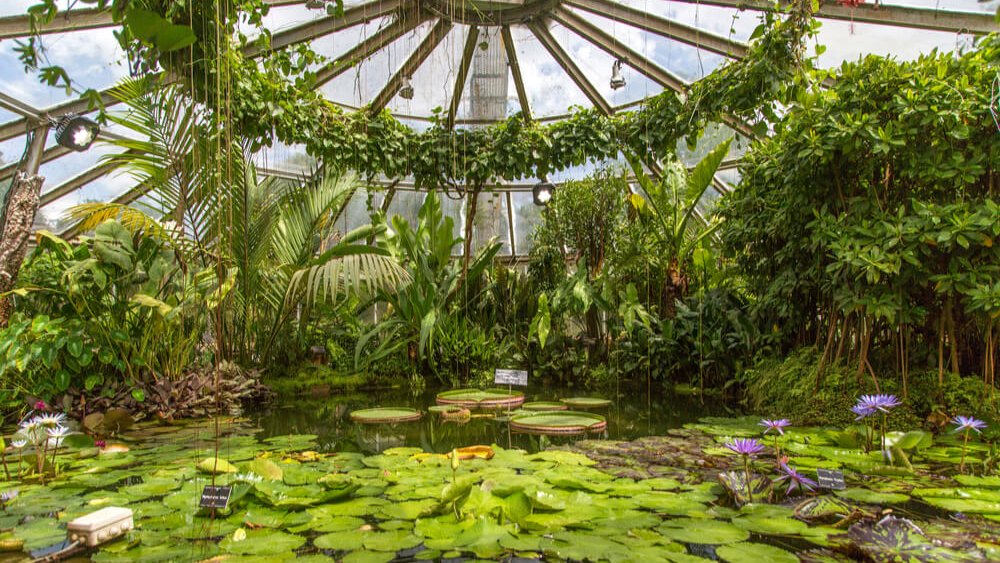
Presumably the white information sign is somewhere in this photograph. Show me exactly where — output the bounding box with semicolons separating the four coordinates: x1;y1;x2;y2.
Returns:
494;369;528;386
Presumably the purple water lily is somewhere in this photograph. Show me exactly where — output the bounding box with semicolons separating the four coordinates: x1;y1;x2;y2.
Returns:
854;394;901;463
952;415;988;474
852;404;876;421
724;438;766;457
725;438;764;503
857;394;901;414
951;416;987;434
774;463;817;496
760;419;791;436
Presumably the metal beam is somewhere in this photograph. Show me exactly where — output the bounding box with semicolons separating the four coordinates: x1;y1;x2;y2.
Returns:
446;26;480;129
565;0;747;58
551;6;686;93
0;89;117;143
244;0;405;56
664;0;996;35
314;13;424;87
369;18;454;113
501;26;532;122
0;145;72;183
528;19;612;115
0;9;114;40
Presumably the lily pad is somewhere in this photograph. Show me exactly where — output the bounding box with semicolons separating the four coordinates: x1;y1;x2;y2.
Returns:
835;487;910;505
560;397;612;409
435;388;525;409
659;518;750;545
197;457;238;474
218;529;305;555
510;410;607;435
350;407;422;424
521;401;569;412
717;542;798;563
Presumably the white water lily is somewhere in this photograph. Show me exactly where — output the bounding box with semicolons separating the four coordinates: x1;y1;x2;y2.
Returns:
10;438;27;449
35;413;67;428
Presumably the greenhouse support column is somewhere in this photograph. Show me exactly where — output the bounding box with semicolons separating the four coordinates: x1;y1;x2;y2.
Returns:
0;125;49;327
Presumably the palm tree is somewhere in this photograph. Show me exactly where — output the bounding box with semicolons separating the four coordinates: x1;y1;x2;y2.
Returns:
625;137;732;316
67;77;407;364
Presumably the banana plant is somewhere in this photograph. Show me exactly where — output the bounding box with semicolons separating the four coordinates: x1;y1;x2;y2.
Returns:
356;191;499;382
625;137;732;315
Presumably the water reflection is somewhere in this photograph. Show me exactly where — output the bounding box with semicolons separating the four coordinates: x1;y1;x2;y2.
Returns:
252;385;737;455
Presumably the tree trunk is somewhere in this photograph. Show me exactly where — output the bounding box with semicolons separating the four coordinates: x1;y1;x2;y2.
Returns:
0;171;45;327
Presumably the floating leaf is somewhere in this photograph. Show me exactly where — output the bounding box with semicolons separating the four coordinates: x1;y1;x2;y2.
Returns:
658;518;750;544
717;542;798;563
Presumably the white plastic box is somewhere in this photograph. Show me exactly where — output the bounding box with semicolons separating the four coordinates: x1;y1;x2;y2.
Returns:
66;507;134;547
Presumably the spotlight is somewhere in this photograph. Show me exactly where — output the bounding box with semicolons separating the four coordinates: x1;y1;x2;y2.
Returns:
610;59;626;91
304;0;325;9
399;76;414;100
54;114;99;152
532;181;554;206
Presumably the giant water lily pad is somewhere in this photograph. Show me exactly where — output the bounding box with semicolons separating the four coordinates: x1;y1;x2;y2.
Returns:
435;388;525;409
511;411;607;435
521;401;569;412
350;408;422;424
560;397;612;409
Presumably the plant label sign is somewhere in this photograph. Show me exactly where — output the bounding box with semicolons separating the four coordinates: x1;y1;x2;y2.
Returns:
495;369;528;386
816;469;846;490
199;485;232;509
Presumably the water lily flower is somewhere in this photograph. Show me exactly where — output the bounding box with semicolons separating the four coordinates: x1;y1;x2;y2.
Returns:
851;404;876;421
724;438;765;503
0;489;17;509
34;413;67;428
10;438;26;449
94;440;106;449
951;416;987;434
760;419;791;435
857;394;901;414
46;426;68;448
952;415;987;474
854;394;901;464
774;463;817;496
33;401;47;411
723;438;766;457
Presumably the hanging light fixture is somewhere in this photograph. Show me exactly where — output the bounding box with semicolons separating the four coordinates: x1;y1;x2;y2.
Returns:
54;114;99;152
610;59;626;91
399;76;414;100
532;181;554;206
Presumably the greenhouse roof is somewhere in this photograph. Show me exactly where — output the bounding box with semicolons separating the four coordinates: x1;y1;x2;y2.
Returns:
0;0;995;245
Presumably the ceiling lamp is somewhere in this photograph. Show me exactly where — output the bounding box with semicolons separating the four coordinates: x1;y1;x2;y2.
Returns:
532;181;554;206
610;59;626;91
54;114;99;152
399;76;414;100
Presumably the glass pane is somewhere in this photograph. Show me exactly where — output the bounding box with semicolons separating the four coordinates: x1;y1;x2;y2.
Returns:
510;191;542;256
471;190;511;256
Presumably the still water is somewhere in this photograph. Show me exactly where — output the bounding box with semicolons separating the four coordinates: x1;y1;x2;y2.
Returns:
253;384;738;455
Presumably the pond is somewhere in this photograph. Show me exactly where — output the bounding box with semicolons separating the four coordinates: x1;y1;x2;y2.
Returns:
253;384;734;455
1;385;999;562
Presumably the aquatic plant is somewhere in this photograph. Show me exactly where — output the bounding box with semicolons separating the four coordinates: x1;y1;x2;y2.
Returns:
725;438;765;503
0;489;17;510
12;410;70;482
760;418;790;461
951;415;987;473
774;462;816;497
854;394;900;463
